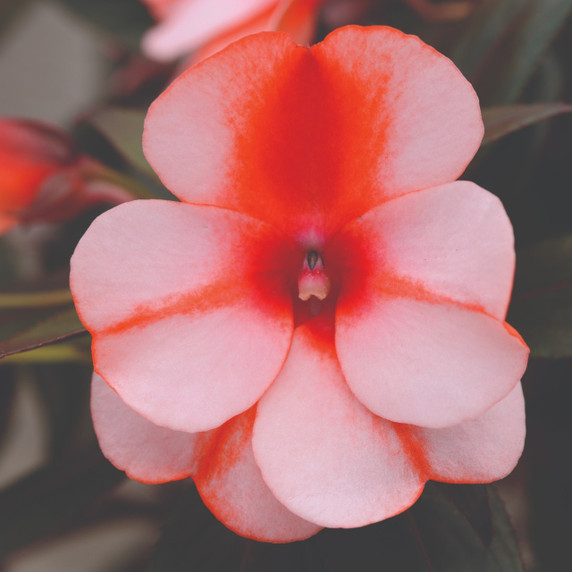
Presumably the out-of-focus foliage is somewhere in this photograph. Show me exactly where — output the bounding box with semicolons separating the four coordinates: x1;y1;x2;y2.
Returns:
150;482;524;572
0;447;123;559
481;103;572;145
447;0;572;105
0;273;86;360
56;0;154;48
508;234;572;358
87;108;154;178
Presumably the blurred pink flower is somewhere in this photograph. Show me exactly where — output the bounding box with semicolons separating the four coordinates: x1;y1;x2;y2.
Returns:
140;0;478;64
141;0;326;62
71;26;528;542
0;119;130;235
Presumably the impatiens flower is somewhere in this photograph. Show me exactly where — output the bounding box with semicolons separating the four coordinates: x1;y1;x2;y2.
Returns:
0;119;131;235
141;0;326;63
71;26;529;542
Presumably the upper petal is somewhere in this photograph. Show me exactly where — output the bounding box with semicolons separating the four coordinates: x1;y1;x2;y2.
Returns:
332;181;516;321
310;26;483;204
144;26;483;239
142;0;279;61
252;324;424;528
193;408;322;542
91;372;198;483
71;200;295;432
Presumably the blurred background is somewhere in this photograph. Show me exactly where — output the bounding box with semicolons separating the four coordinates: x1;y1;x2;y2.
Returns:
0;1;571;570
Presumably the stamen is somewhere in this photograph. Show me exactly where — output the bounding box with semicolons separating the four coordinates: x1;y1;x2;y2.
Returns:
298;251;330;301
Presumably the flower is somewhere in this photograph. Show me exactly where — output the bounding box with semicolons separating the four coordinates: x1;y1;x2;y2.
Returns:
140;0;478;64
141;0;326;63
0;118;131;235
71;26;529;542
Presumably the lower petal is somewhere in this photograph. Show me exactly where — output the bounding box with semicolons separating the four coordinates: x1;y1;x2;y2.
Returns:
193;409;322;542
94;300;292;433
91;373;198;483
417;382;526;482
252;324;424;529
336;297;528;428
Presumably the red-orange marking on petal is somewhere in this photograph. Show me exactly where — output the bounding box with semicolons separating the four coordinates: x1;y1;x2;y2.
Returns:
98;278;245;336
374;275;488;314
392;423;432;480
193;407;256;484
229;44;391;237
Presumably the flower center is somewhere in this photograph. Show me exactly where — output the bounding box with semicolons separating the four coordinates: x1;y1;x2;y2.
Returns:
298;250;330;302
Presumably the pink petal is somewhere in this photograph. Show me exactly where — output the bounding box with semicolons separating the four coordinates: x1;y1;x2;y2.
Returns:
252;325;424;528
190;4;277;64
71;200;294;432
417;383;526;482
336;297;528;428
334;181;516;321
193;409;322;542
91;372;197;483
312;26;483;203
191;0;323;65
142;0;181;21
143;32;305;233
142;0;278;61
144;26;482;239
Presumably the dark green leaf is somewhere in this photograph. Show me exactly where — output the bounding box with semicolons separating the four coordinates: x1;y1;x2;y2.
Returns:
409;483;524;572
88;108;155;178
32;363;93;457
0;305;87;359
0;239;19;287
450;0;572;105
56;0;153;49
524;361;572;571
152;482;522;571
482;102;572;145
449;0;525;82
150;484;245;572
508;234;572;357
313;514;429;572
0;448;123;559
435;484;493;546
0;367;16;450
